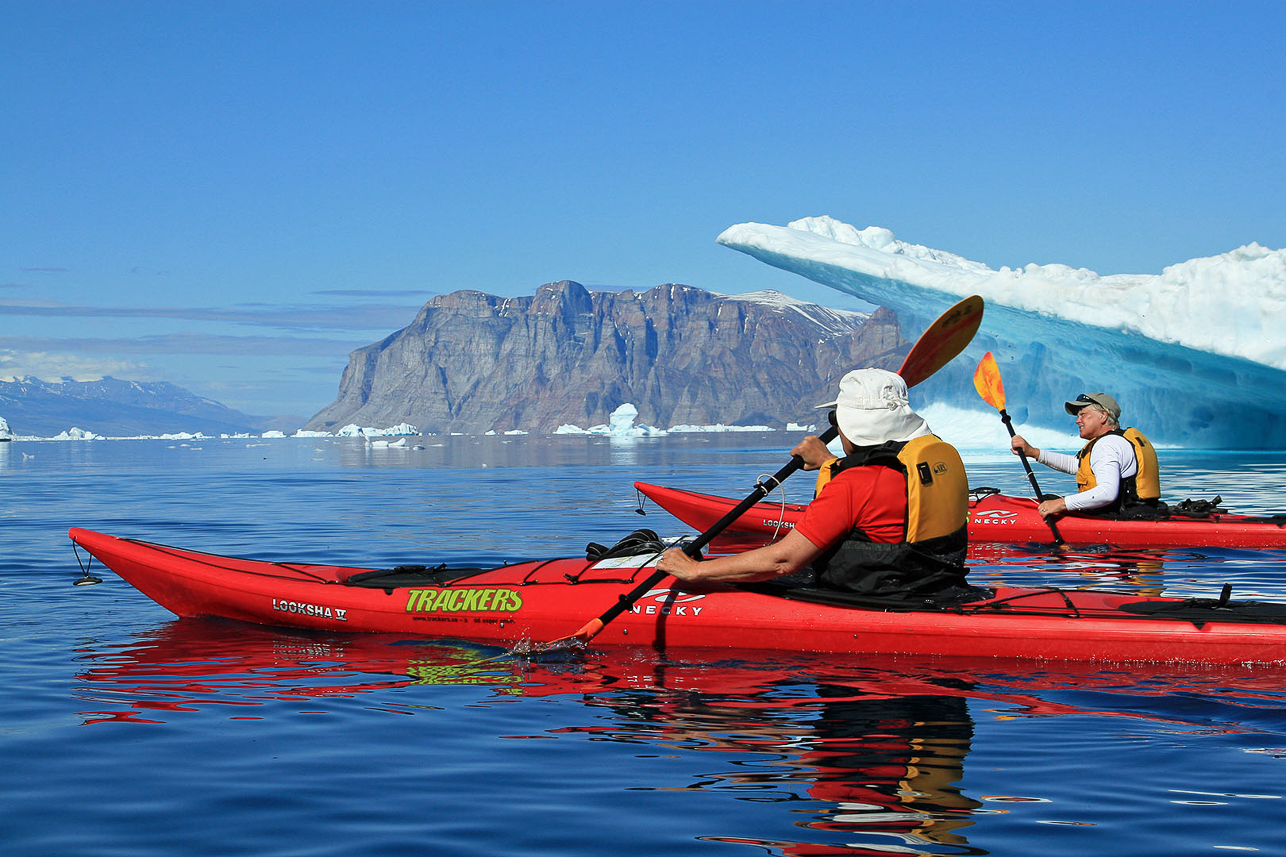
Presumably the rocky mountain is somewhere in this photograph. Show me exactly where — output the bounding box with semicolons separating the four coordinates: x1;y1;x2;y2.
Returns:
0;376;284;438
305;281;911;435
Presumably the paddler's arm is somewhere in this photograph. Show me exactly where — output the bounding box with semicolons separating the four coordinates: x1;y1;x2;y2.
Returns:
1013;434;1076;518
794;434;841;495
1013;435;1077;474
793;435;837;470
1061;441;1129;513
657;529;823;584
1011;435;1040;459
1038;496;1069;518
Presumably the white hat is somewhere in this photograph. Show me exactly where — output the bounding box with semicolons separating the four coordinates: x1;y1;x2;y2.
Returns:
817;368;932;447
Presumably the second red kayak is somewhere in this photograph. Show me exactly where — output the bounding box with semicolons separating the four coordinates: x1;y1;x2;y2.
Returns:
634;481;1286;549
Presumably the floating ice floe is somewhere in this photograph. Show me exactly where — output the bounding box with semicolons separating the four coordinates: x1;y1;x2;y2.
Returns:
556;403;785;436
668;423;774;433
51;427;103;441
555;404;668;437
336;422;420;438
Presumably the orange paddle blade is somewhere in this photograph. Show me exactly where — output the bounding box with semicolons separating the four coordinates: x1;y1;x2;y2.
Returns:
896;295;984;388
972;351;1007;411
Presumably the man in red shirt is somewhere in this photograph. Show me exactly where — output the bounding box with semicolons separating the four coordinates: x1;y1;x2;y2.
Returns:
658;368;970;600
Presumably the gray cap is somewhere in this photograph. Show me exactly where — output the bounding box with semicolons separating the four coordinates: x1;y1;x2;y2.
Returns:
1065;392;1121;421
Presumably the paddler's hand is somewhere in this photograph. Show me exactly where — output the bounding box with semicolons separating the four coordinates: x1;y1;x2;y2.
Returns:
791;435;836;471
657;547;702;582
1038;497;1068;518
1011;435;1040;459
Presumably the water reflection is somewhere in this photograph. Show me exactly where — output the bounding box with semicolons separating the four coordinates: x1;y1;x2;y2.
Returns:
604;678;984;855
73;621;1286;854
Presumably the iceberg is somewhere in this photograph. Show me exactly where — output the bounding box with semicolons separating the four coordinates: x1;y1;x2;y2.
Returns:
554;403;667;437
334;423;421;438
51;427;103;441
719;216;1286;448
555;403;784;437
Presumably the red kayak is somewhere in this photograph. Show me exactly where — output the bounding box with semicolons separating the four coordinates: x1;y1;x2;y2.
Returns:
70;527;1286;664
635;482;1286;549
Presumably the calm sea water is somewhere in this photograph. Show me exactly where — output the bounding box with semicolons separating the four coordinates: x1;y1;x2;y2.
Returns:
4;434;1286;856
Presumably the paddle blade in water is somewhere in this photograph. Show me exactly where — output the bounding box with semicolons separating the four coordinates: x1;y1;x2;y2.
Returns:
512;619;601;657
897;294;984;388
973;351;1007;411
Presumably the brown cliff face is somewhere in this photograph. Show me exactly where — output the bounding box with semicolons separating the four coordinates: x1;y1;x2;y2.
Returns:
304;281;907;434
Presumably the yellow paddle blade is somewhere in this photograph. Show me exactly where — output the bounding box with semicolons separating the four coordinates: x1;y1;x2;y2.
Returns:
973;351;1007;411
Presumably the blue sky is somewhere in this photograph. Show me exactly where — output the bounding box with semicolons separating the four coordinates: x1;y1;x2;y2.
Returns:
3;1;1283;420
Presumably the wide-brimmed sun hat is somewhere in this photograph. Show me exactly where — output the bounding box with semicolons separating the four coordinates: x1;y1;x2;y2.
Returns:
816;368;932;447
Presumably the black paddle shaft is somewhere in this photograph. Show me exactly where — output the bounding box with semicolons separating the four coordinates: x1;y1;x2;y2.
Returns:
684;422;839;556
998;408;1065;544
593;423;841;629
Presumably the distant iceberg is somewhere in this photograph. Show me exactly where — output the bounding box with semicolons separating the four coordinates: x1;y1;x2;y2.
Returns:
51;427;103;441
553;403;782;437
719;216;1286;448
335;422;420;438
668;423;774;433
555;404;667;437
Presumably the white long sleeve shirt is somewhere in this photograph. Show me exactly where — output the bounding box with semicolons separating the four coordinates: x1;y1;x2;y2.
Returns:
1037;434;1138;513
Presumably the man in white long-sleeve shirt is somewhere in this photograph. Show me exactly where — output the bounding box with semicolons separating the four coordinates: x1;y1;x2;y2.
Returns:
1011;392;1161;519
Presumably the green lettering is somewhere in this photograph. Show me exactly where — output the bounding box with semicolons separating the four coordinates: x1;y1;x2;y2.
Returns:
408;587;522;614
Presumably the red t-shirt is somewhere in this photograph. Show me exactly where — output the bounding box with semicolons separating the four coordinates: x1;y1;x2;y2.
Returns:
794;465;907;550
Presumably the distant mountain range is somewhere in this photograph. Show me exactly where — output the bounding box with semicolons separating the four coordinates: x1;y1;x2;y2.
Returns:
2;283;913;438
0;376;296;438
305;281;910;434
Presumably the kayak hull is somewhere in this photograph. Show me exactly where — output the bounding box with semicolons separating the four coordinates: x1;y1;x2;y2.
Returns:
635;482;1286;549
69;527;1286;665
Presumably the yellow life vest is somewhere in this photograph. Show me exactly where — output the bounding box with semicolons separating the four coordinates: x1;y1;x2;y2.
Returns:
1075;427;1161;504
809;434;972;600
813;434;969;543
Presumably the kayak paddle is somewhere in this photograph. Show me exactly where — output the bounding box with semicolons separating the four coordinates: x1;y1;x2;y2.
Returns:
972;351;1065;546
525;294;986;655
896;294;984;388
